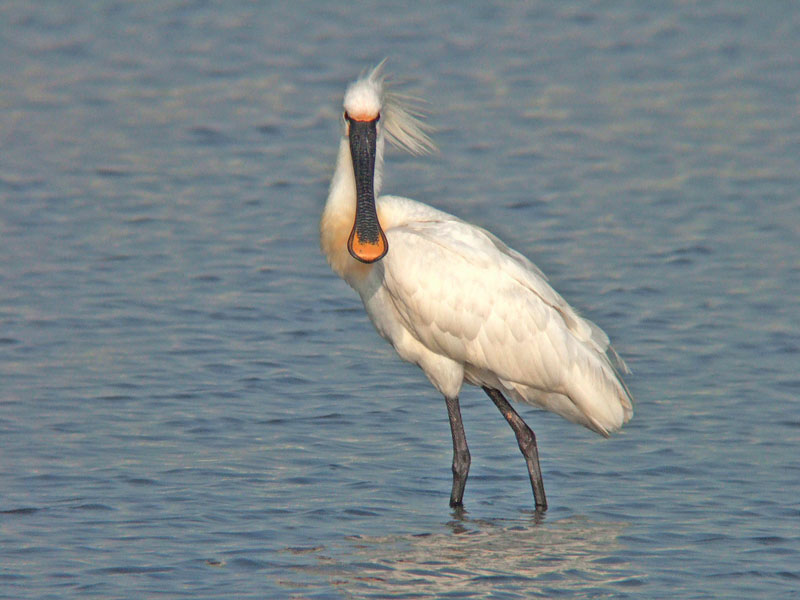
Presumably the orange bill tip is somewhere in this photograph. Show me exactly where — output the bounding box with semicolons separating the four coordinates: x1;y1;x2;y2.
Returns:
348;228;388;263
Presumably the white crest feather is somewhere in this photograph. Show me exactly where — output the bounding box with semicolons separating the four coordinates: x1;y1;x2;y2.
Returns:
345;61;436;156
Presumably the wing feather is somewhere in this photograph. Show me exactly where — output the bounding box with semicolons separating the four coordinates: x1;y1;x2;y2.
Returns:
380;215;632;434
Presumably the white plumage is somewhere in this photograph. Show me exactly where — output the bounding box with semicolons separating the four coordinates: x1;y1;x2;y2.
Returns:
321;63;633;510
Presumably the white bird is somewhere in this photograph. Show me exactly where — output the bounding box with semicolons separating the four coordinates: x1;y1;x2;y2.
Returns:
320;63;633;511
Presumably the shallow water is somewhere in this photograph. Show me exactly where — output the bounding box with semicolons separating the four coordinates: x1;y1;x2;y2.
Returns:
1;1;799;598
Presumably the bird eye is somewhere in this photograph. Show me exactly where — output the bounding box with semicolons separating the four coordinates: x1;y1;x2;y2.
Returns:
343;111;351;122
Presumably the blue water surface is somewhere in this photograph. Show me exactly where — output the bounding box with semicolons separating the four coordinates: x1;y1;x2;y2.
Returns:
1;1;799;598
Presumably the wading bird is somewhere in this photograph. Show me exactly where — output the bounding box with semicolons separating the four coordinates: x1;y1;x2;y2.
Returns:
320;64;633;511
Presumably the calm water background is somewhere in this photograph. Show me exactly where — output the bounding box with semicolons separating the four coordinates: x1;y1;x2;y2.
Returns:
1;1;798;598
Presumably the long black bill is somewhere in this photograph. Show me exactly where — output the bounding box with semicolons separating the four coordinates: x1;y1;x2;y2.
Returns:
347;117;388;263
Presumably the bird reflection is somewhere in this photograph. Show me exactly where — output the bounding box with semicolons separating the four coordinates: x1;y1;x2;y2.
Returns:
279;516;639;595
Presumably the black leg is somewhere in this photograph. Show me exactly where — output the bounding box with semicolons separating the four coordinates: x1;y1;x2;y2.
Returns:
483;387;548;511
445;395;471;507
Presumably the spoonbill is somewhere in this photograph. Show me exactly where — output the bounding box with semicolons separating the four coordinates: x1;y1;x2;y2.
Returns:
320;63;633;511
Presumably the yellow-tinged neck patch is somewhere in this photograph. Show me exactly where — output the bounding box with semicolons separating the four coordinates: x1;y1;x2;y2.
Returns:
320;209;377;284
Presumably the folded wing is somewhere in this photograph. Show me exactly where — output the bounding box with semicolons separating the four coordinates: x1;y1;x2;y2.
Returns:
381;216;633;435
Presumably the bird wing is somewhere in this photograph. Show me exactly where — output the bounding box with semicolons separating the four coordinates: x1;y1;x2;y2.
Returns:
381;217;632;433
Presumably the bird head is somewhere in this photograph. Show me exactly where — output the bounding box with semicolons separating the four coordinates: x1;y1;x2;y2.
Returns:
341;62;435;264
